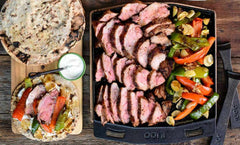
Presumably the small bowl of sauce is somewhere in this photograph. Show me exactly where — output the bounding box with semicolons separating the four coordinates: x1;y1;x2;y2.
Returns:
58;53;86;81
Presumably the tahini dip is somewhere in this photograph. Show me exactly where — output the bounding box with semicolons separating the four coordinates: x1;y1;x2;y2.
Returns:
58;53;86;80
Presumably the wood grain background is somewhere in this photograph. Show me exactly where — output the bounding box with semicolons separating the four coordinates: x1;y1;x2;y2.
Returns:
0;0;240;144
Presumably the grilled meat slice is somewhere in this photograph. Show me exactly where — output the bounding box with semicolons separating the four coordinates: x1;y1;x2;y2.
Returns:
95;85;106;124
114;57;128;83
101;19;120;56
150;33;171;46
119;87;130;124
161;101;172;116
102;85;114;124
37;89;59;125
148;70;165;90
102;53;115;83
109;83;120;122
139;96;155;124
149;24;175;37
144;18;172;37
154;84;166;99
135;39;156;68
95;85;108;125
148;102;166;126
95;58;105;82
118;2;147;21
122;63;137;90
25;84;46;115
132;3;170;26
148;48;166;70
93;22;105;38
96;85;104;104
110;25;125;56
134;67;150;91
121;23;143;59
159;59;174;79
99;10;118;22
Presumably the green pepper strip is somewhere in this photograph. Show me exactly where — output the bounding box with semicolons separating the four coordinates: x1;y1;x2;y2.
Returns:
167;67;208;95
55;109;69;131
168;44;188;58
171;32;209;51
166;74;175;95
190;92;219;120
175;12;201;26
24;78;32;89
31;117;40;134
181;100;190;111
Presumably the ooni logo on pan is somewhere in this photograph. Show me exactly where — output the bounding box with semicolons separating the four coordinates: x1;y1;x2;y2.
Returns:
144;131;166;139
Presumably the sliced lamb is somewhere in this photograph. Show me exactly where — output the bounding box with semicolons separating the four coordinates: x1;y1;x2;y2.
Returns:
119;87;130;124
159;59;174;79
101;19;120;56
148;102;166;126
99;10;118;22
25;84;46;115
139;96;155;124
161;101;172;116
132;3;170;26
122;63;137;90
96;85;104;104
148;48;167;70
95;58;105;82
118;2;147;21
134;67;150;91
143;18;171;37
121;23;143;59
135;39;156;68
37;89;59;125
95;86;107;125
92;21;105;37
128;91;143;127
149;24;175;37
114;57;127;83
102;85;114;124
110;25;125;56
150;33;171;46
154;85;166;99
148;70;165;90
102;53;115;83
109;83;120;122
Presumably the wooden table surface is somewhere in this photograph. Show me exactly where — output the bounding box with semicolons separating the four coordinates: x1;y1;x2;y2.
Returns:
0;0;240;144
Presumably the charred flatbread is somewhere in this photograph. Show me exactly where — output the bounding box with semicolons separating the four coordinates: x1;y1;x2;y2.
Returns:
0;0;85;65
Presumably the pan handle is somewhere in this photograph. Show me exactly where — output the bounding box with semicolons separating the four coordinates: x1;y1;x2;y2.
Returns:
218;42;240;129
210;71;240;145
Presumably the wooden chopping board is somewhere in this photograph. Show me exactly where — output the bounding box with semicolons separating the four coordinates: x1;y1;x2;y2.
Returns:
11;40;83;135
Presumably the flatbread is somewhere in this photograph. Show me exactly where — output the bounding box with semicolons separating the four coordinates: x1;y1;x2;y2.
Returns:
0;0;85;65
11;74;80;142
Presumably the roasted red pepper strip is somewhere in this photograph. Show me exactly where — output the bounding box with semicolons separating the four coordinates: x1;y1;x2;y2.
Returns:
175;101;198;120
197;57;204;65
173;37;215;64
12;88;32;121
182;92;208;105
201;76;214;87
176;76;212;96
191;18;203;37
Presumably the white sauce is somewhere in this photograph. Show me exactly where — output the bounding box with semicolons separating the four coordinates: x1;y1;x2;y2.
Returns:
59;53;85;80
17;88;26;99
